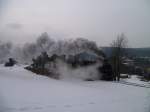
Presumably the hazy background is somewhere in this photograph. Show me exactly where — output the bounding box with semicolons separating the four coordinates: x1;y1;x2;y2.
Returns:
0;0;150;47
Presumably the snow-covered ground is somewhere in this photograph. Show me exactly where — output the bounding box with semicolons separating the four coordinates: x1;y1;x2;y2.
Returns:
0;65;150;112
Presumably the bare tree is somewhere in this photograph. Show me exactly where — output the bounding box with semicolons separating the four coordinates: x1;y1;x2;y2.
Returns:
36;32;55;53
111;33;128;81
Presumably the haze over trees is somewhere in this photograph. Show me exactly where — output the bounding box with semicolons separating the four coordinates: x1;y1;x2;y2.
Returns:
0;32;104;64
0;41;13;63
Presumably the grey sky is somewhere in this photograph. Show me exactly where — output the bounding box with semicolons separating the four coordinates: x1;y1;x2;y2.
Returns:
0;0;150;47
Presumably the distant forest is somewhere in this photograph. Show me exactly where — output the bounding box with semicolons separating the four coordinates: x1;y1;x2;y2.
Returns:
102;47;150;57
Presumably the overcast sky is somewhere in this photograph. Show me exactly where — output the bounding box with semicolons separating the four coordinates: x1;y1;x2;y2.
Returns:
0;0;150;47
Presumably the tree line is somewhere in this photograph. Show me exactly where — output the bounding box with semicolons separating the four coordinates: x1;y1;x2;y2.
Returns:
0;32;104;64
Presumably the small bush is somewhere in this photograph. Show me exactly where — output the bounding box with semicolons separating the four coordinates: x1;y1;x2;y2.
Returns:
4;58;17;67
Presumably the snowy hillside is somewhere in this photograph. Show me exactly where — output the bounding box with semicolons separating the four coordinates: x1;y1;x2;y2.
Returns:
0;65;150;112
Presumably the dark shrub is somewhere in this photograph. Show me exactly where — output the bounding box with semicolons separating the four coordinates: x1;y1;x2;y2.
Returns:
5;58;17;67
99;59;114;81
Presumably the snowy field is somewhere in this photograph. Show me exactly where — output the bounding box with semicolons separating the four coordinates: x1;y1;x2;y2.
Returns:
0;65;150;112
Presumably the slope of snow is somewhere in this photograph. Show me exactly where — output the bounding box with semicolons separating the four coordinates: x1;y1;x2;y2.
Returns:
0;65;150;112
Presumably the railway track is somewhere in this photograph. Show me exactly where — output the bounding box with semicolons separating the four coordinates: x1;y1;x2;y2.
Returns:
118;81;150;88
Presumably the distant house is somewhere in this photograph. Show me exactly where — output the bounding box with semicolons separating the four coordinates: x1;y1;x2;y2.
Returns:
65;52;103;66
122;58;134;66
75;52;99;62
66;55;75;64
